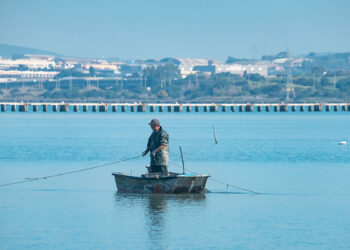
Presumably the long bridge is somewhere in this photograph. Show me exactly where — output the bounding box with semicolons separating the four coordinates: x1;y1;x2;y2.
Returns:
1;102;350;112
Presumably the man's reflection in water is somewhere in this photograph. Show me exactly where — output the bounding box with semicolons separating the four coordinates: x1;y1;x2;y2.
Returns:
145;194;206;249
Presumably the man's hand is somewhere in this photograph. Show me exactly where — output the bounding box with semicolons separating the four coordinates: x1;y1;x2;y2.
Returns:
142;151;147;156
151;151;156;157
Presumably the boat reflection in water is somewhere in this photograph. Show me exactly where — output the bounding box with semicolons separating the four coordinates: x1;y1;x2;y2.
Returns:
114;193;206;248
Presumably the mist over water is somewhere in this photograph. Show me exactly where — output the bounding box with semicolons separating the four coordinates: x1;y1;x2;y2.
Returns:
1;112;350;249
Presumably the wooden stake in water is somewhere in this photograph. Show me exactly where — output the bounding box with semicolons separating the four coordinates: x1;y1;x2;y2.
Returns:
213;125;218;144
179;146;185;174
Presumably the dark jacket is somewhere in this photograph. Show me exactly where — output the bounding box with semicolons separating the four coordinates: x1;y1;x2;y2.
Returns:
147;126;169;166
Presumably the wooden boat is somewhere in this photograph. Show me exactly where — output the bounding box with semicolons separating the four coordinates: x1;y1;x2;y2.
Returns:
112;172;210;194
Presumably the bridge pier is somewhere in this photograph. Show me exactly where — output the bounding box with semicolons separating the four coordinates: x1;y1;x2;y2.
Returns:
19;104;28;112
167;106;172;112
112;105;117;112
11;105;16;112
342;105;346;112
83;105;88;112
299;106;304;112
204;106;208;112
33;105;37;112
159;106;164;112
279;104;288;112
1;104;6;112
314;104;322;112
245;104;254;112
174;105;182;112
239;105;244;112
210;105;218;112
43;105;47;112
92;105;97;112
325;105;330;112
265;106;270;112
308;105;313;112
186;106;191;112
195;106;200;112
273;106;278;112
291;105;296;112
121;105;126;112
257;106;262;112
150;105;155;112
230;106;235;112
130;106;135;112
52;105;58;112
99;104;108;112
137;104;146;112
74;105;79;112
60;104;69;112
221;106;226;112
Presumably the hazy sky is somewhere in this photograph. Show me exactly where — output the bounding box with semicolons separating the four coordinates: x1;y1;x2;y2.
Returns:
0;0;349;60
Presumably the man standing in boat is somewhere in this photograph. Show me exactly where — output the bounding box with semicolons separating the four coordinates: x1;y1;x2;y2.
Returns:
142;118;169;175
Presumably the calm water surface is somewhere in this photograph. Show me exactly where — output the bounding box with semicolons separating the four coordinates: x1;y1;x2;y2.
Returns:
1;112;350;249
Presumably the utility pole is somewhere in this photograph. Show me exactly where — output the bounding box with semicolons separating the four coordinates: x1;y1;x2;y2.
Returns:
286;61;295;100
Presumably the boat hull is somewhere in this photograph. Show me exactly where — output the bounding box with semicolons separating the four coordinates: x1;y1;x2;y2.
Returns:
112;172;210;193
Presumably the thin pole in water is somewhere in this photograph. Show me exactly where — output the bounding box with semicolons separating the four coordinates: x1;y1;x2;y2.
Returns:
213;125;218;144
179;146;185;174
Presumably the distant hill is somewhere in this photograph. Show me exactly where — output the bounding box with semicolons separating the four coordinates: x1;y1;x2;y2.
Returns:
0;44;62;58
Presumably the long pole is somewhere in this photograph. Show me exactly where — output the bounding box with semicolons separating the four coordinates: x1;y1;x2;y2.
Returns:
179;146;185;174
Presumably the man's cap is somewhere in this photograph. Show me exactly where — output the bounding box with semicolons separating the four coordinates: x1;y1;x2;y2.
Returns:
149;118;160;126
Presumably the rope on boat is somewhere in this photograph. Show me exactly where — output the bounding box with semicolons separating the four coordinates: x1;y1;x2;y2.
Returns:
169;162;260;195
0;155;142;187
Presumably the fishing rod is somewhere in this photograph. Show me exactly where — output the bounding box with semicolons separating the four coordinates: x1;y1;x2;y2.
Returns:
0;155;142;187
169;162;260;195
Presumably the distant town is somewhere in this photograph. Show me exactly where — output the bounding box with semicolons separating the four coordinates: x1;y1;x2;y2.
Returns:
0;45;349;103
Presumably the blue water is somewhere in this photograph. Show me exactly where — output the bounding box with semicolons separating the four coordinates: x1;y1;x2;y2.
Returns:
1;112;350;249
